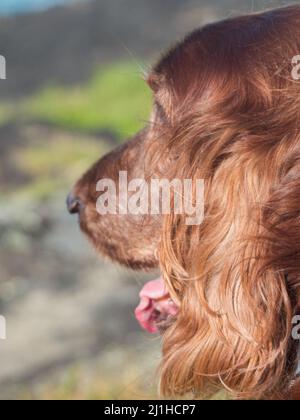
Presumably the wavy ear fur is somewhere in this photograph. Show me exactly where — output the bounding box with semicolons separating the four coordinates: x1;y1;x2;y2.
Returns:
159;134;300;400
154;6;300;399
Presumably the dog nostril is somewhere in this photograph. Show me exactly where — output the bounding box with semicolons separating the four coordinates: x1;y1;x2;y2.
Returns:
66;193;82;214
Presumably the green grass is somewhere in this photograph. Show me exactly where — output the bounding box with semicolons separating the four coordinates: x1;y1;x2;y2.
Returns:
19;364;158;401
24;62;152;138
17;363;229;400
0;61;152;200
0;103;14;125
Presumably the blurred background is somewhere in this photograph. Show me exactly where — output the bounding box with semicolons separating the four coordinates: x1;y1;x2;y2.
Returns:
0;0;296;400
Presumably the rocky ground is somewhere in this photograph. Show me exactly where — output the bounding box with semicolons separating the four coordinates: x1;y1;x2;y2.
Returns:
0;165;160;400
0;120;161;399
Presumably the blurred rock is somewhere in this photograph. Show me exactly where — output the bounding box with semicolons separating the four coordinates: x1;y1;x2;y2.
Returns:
0;191;159;399
0;0;286;98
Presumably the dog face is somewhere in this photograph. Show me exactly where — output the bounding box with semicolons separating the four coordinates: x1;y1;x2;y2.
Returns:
69;129;162;270
68;38;196;269
68;6;300;399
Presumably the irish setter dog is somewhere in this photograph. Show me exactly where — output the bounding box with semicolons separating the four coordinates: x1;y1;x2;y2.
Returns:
67;6;300;399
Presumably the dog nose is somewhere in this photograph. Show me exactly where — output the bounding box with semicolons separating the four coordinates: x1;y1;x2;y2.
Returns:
66;193;82;214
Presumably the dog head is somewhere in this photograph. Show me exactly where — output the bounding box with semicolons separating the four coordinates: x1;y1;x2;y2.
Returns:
68;6;300;399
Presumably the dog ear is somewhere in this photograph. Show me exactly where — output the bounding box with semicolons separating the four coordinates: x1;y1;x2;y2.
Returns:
158;139;300;400
147;71;177;124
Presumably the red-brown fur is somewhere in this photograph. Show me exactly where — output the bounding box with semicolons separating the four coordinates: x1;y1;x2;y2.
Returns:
70;6;300;399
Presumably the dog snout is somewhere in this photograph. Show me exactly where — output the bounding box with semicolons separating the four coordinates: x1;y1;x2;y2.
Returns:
66;192;82;214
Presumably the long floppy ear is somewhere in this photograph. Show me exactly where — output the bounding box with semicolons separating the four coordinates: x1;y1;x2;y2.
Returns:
158;132;300;400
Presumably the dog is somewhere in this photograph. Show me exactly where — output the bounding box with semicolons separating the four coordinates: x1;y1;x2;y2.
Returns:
67;5;300;399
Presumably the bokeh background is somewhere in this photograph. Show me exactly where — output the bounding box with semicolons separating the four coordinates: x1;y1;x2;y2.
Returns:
0;0;296;400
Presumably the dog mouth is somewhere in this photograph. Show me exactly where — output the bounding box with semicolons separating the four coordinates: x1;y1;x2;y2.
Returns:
135;277;178;333
72;202;175;331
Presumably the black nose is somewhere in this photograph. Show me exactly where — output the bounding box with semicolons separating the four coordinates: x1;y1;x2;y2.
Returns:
66;193;82;214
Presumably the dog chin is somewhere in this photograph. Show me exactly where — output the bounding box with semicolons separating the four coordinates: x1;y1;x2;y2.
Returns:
79;218;158;271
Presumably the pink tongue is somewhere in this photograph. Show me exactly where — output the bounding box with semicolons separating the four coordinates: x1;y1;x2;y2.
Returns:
135;277;178;334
